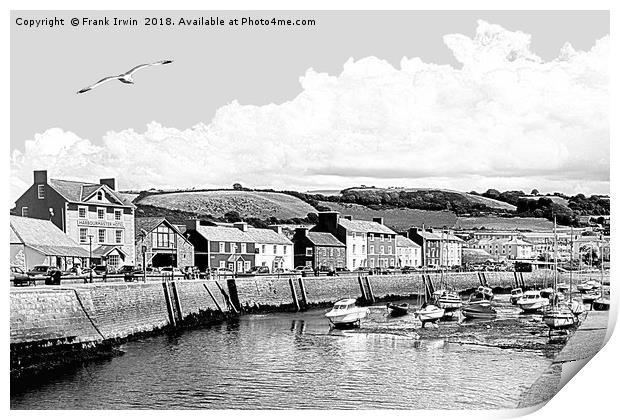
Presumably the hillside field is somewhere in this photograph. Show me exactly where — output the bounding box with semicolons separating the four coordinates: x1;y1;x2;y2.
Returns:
136;190;317;220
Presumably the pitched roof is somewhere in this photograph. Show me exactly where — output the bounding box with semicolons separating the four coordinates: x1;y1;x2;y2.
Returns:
413;230;442;240
306;232;345;247
395;236;421;248
135;217;192;244
193;225;253;242
10;215;89;257
92;245;127;257
245;228;292;245
48;179;134;207
338;218;396;235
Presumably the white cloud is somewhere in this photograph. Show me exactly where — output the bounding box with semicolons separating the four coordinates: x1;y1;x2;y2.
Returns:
10;20;609;202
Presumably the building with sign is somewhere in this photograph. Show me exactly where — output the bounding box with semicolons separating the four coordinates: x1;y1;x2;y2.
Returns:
13;170;136;269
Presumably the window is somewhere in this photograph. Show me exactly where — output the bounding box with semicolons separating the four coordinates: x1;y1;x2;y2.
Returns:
78;207;87;218
353;259;356;267
329;248;334;257
380;235;384;242
108;255;120;268
370;245;374;254
273;245;277;254
97;208;104;219
219;261;225;268
155;225;172;248
380;245;384;254
37;185;45;199
231;243;237;254
219;242;225;253
283;246;287;254
228;263;234;271
306;247;313;256
79;228;88;243
97;191;103;201
390;258;395;266
369;258;374;266
388;246;392;254
114;210;122;221
241;243;247;254
244;261;251;271
369;233;374;240
362;245;366;254
352;244;356;253
116;230;123;244
98;229;106;243
261;245;266;254
21;207;28;217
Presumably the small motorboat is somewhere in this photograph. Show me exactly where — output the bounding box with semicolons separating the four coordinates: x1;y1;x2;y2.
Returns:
461;302;497;320
569;300;586;316
540;287;555;300
592;290;610;311
325;298;368;328
580;290;599;306
468;286;494;304
577;280;601;293
387;302;409;317
416;303;445;327
517;290;550;313
435;290;463;310
510;288;524;305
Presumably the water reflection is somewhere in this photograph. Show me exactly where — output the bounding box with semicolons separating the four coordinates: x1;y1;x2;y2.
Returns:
12;297;559;410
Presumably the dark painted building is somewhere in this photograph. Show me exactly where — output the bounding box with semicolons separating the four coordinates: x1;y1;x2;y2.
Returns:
292;228;346;270
408;227;441;267
184;220;256;273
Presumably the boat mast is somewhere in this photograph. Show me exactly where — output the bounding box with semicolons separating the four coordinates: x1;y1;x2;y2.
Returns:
553;216;558;306
569;226;573;302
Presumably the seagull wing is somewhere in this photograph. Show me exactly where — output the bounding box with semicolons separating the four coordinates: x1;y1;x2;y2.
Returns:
123;60;173;77
77;75;121;94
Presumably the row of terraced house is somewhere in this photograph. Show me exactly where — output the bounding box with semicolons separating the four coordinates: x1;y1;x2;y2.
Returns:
11;170;468;274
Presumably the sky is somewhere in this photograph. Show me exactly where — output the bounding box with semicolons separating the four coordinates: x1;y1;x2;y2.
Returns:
10;11;610;202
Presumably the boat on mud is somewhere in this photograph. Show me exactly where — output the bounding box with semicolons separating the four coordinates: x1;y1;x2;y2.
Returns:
461;302;497;320
325;299;368;328
387;302;409;317
510;288;524;305
543;305;576;332
577;280;601;293
416;302;445;327
592;287;610;311
469;286;494;304
517;290;550;313
434;290;463;310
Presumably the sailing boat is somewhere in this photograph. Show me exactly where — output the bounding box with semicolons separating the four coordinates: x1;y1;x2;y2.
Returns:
592;235;610;311
416;274;444;327
543;217;577;334
568;227;585;316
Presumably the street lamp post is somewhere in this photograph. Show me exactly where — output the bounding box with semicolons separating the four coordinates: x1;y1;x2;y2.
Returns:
88;234;94;283
142;245;147;282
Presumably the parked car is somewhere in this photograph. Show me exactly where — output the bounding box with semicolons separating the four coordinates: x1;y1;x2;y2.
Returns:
93;265;116;275
294;266;315;276
401;266;418;274
11;266;31;286
248;266;270;275
117;265;144;275
210;267;235;276
26;265;56;280
45;267;63;285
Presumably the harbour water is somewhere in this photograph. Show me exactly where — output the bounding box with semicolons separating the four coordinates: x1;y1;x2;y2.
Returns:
11;295;563;410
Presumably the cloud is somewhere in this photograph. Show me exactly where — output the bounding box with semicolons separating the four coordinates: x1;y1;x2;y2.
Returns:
10;20;609;202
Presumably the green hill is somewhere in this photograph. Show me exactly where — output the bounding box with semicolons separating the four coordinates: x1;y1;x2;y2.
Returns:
136;190;317;220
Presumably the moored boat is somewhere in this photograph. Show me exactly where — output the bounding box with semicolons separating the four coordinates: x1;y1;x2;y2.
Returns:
461;302;497;320
517;290;550;313
592;288;610;311
325;299;368;328
469;286;494;304
581;290;599;306
416;303;445;327
577;280;601;293
387;302;409;317
543;305;576;331
435;290;463;310
510;288;524;305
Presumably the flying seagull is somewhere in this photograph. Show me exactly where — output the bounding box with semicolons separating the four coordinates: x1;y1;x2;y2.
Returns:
77;60;173;94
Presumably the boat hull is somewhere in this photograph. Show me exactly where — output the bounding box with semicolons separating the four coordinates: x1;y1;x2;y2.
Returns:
325;307;368;327
543;309;576;330
592;298;610;311
461;303;497;320
387;303;409;317
517;299;550;313
417;307;445;322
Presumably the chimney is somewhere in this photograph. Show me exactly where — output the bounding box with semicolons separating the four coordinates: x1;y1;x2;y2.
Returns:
318;211;339;233
100;178;116;190
34;170;47;184
294;227;309;240
343;215;352;221
185;219;198;231
269;225;283;235
408;227;419;239
233;222;248;232
373;217;384;225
